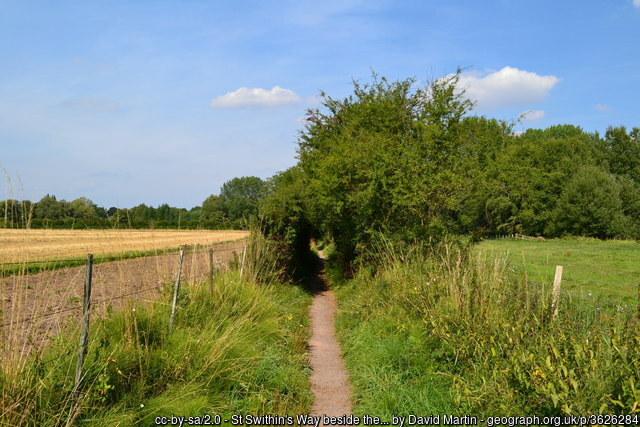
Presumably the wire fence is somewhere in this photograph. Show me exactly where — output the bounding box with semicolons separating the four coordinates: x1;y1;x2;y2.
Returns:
0;270;213;329
0;245;234;332
518;267;639;311
0;245;215;267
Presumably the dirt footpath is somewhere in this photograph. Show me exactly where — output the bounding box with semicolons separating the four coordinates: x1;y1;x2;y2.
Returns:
308;253;353;423
1;240;245;358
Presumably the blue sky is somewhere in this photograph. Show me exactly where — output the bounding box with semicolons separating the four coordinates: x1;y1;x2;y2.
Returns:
1;0;639;208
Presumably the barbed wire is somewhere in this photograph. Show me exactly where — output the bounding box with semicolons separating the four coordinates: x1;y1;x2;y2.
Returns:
523;278;637;308
564;275;639;289
1;270;212;328
514;264;639;289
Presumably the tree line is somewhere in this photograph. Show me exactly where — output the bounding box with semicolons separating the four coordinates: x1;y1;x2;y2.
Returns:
5;72;638;261
1;176;266;230
258;73;640;270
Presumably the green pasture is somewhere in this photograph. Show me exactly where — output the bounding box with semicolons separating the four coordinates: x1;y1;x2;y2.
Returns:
476;238;640;304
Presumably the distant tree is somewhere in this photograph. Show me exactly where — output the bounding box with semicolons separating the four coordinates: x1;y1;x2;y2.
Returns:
201;194;225;226
68;197;98;219
602;126;640;183
129;204;150;224
219;176;266;224
550;165;633;238
34;195;64;219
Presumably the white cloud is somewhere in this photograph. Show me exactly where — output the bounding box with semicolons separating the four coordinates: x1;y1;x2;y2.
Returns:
62;98;119;112
521;110;545;121
211;86;300;107
593;104;613;112
305;95;323;106
634;0;640;8
456;67;560;109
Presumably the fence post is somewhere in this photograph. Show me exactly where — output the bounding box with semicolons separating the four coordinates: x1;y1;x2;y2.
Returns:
552;265;563;319
208;248;214;296
72;254;93;403
169;249;185;331
240;245;247;278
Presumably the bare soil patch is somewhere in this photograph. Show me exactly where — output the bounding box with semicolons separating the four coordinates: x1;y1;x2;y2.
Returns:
1;240;246;359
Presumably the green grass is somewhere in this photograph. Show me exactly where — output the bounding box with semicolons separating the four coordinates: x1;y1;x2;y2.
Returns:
336;279;455;418
476;238;640;303
334;239;640;417
0;269;312;425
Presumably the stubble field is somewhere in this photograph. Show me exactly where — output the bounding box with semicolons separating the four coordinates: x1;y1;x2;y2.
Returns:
0;228;248;264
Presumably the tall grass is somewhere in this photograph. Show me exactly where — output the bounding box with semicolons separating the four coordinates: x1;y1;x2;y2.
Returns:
1;234;312;425
336;239;640;417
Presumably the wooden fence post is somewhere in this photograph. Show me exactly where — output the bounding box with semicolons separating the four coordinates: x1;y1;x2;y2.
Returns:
240;245;247;278
552;265;563;319
208;248;214;296
169;249;185;331
72;254;93;402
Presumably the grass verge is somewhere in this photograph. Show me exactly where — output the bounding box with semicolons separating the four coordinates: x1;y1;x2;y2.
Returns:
0;269;312;425
335;239;640;417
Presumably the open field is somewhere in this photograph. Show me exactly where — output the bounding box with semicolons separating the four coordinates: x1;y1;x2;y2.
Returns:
476;237;640;303
0;228;249;264
0;230;248;359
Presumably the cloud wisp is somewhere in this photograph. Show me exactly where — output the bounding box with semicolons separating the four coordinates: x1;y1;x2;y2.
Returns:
456;67;560;110
593;104;613;112
211;86;301;108
634;0;640;8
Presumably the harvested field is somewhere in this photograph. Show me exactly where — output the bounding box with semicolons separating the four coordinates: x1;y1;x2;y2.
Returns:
0;228;248;264
1;238;247;360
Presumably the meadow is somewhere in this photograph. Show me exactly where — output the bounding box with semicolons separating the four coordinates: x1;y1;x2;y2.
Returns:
476;237;640;303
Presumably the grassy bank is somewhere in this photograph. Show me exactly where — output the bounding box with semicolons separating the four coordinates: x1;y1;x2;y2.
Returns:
1;269;312;425
476;238;640;303
335;241;640;418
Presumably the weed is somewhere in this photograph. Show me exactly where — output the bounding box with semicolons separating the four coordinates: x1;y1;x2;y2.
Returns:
335;240;640;417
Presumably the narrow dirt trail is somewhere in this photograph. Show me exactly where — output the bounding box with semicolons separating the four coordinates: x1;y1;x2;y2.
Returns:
308;252;353;422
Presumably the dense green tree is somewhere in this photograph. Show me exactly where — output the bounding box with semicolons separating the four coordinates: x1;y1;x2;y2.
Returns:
68;197;98;219
551;165;634;238
602;126;640;183
219;176;266;224
34;195;64;220
201;194;225;226
465;126;605;236
259;166;312;276
297;73;474;262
